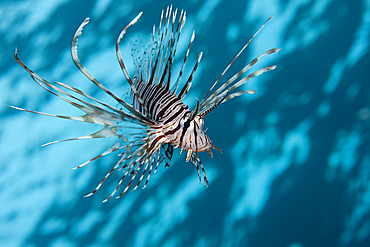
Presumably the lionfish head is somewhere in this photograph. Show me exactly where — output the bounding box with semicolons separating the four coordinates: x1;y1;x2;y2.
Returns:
180;100;221;162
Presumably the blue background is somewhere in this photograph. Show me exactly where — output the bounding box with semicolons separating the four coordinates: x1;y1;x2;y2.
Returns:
1;0;369;246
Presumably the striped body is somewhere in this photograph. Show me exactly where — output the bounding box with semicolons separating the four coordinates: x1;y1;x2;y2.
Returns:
131;78;213;155
12;6;280;202
131;79;189;122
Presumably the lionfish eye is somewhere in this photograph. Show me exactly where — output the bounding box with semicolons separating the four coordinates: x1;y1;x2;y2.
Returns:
184;121;190;128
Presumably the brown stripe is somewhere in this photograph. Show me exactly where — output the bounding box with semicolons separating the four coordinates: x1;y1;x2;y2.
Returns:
148;87;166;117
149;135;165;151
163;104;187;124
156;97;180;120
164;123;181;136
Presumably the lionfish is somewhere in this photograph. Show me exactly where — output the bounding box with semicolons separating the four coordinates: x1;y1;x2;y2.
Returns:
11;6;280;202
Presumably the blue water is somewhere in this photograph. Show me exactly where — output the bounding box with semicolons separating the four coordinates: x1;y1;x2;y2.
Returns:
1;0;369;246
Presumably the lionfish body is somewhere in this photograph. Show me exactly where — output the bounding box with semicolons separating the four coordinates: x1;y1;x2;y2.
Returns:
12;6;280;202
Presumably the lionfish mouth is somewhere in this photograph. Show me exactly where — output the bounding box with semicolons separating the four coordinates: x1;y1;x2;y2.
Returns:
10;5;279;202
